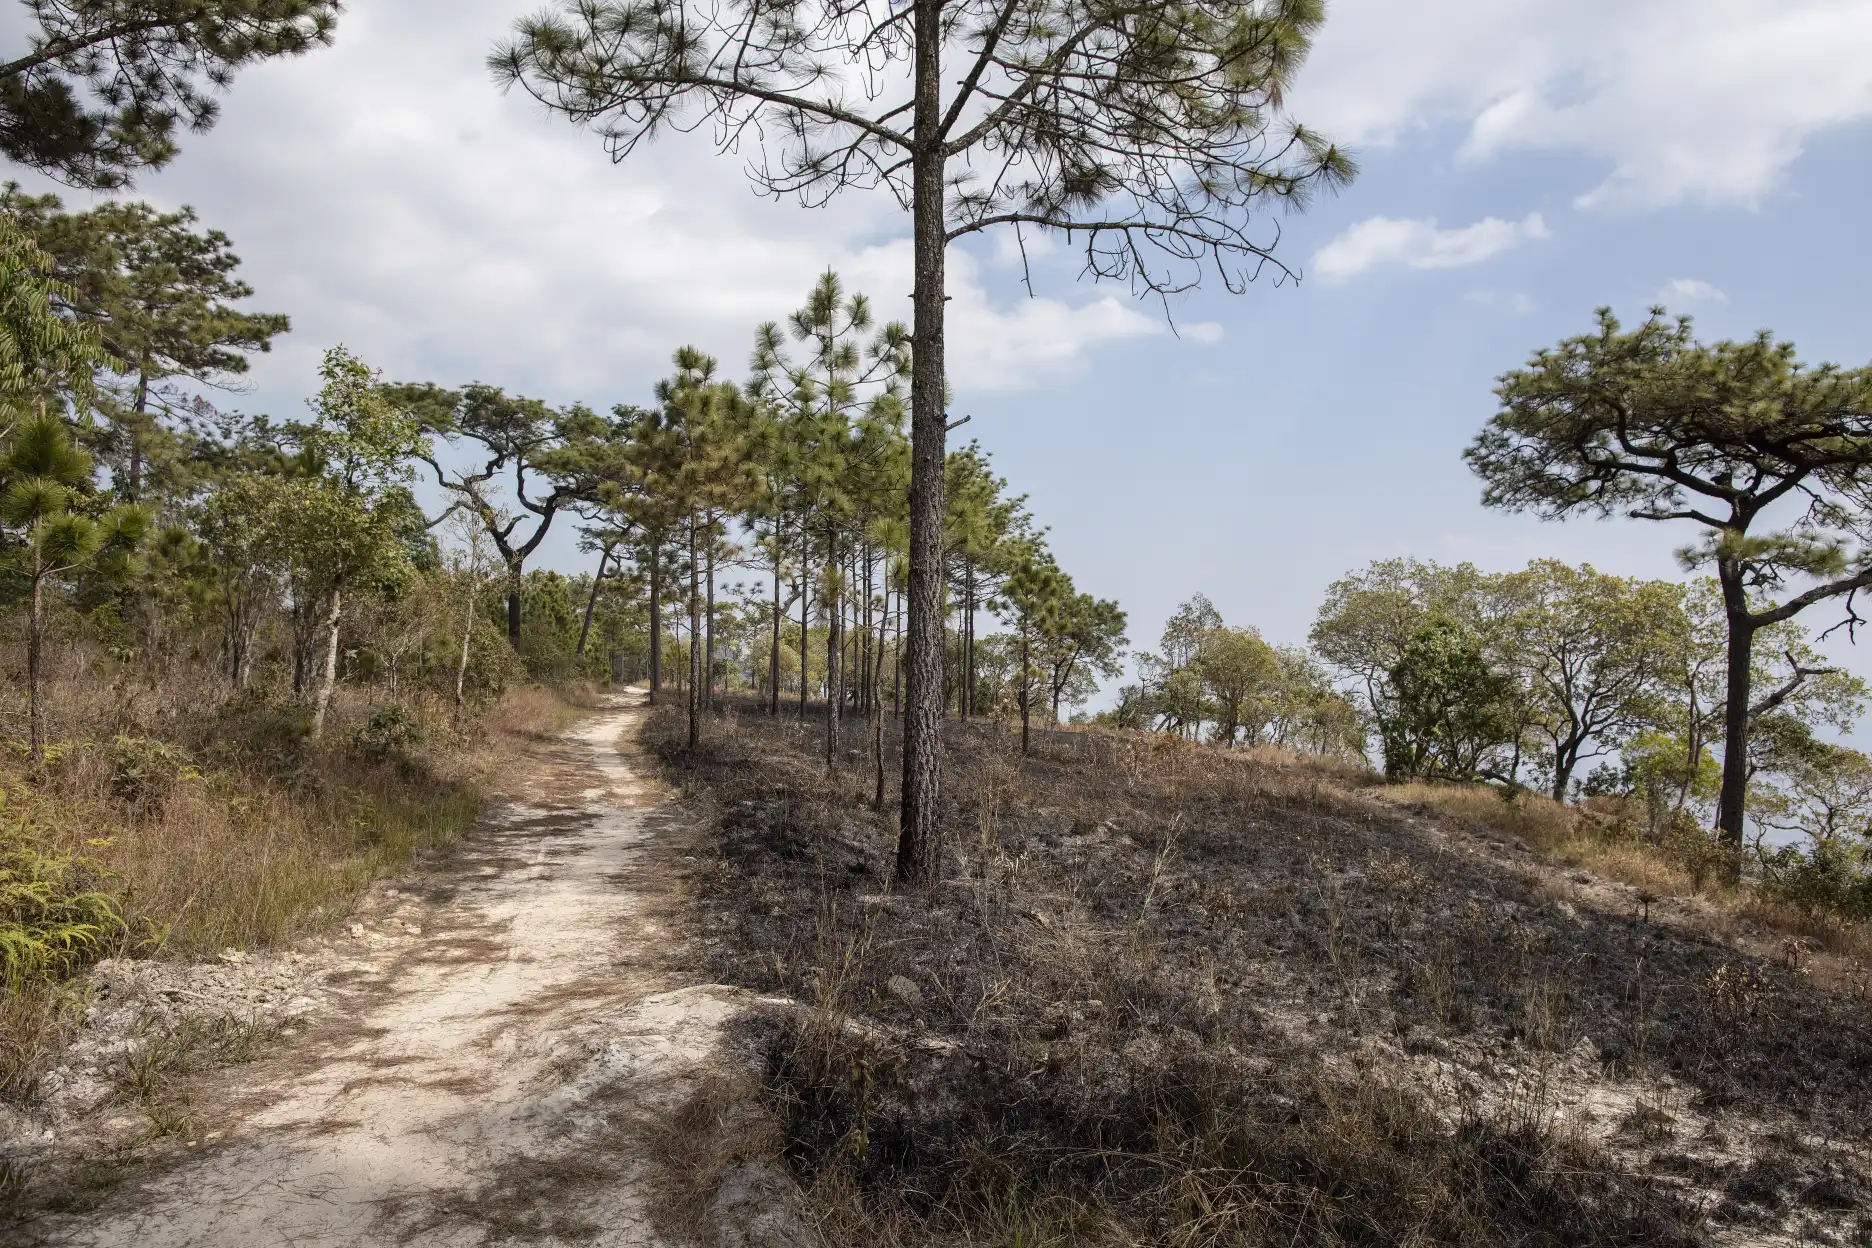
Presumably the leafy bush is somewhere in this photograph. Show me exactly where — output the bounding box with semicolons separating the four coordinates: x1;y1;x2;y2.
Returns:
1758;844;1872;921
104;735;200;816
347;706;421;762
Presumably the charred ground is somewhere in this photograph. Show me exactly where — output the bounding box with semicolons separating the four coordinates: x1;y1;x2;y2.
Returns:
652;700;1872;1247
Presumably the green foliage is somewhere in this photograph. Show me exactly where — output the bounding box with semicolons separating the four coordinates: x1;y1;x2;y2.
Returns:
0;793;123;991
3;187;290;498
1757;845;1872;920
1195;625;1279;747
1;0;341;189
0;210;109;412
1380;617;1517;782
347;706;421;763
103;734;199;815
1468;308;1872;844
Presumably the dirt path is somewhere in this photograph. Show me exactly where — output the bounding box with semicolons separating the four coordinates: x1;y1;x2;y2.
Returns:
21;693;787;1247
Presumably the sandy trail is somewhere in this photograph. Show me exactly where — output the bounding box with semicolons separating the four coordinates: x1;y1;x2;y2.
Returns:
26;693;761;1247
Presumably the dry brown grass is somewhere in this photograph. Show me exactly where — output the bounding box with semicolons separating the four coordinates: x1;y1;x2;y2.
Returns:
1385;780;1872;967
9;678;575;958
653;700;1872;1247
0;644;592;1106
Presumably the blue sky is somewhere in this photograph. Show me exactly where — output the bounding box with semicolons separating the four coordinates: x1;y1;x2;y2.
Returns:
10;0;1872;697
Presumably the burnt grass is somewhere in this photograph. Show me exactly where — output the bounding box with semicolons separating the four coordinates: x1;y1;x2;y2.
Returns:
650;699;1872;1246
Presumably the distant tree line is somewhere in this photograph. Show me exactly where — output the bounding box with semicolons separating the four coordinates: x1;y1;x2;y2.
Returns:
0;186;1131;805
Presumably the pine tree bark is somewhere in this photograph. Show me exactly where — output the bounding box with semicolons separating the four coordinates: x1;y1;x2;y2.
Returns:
895;0;948;889
126;362;149;503
1020;628;1032;756
506;561;524;646
649;541;663;705
705;532;716;710
826;532;842;767
1716;559;1756;854
27;564;46;762
576;545;609;661
798;535;812;722
770;520;784;716
861;545;873;717
963;557;974;719
688;516;702;750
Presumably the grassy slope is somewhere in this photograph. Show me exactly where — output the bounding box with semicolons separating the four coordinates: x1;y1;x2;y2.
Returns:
653;700;1872;1248
0;677;588;1106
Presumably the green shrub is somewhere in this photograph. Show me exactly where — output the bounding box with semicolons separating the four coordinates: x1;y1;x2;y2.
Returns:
0;794;124;991
104;735;200;815
348;706;421;762
1758;844;1872;920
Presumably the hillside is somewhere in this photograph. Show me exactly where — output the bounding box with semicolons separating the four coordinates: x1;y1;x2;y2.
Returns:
651;700;1872;1248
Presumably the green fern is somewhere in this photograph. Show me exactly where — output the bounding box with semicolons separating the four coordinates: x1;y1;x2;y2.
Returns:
0;836;124;992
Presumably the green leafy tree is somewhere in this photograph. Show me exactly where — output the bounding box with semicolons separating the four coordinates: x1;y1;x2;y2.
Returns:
1038;588;1126;725
999;555;1067;755
192;470;288;687
1467;309;1872;849
496;0;1353;889
287;346;426;739
1310;558;1492;749
1;1;340;189
747;270;909;740
1196;625;1279;747
4;189;289;499
1263;646;1359;755
2;415;147;758
1496;560;1686;801
945;442;1033;718
642;346;755;749
1380;616;1517;782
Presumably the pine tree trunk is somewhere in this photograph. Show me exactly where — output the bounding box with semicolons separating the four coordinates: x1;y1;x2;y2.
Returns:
506;563;523;646
688;517;702;750
649;543;663;705
27;566;46;763
126;363;149;502
798;537;811;722
962;557;973;719
1716;561;1755;854
311;587;344;741
576;546;609;661
861;546;873;717
826;533;842;768
705;531;716;708
770;522;783;716
895;5;948;888
1019;630;1032;756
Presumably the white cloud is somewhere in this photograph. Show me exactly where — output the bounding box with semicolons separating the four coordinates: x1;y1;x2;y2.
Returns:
20;1;1165;417
1313;213;1549;280
1655;278;1729;306
1291;0;1872;208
